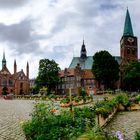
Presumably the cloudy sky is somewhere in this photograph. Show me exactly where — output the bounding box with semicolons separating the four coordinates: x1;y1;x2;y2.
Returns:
0;0;140;78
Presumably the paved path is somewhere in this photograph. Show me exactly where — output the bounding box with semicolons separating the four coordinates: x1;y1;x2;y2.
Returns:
105;111;140;140
0;100;34;140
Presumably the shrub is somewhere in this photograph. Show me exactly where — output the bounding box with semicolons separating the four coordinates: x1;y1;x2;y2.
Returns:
114;93;130;110
74;96;82;103
77;125;118;140
135;95;140;102
94;99;116;119
60;97;70;104
135;128;140;140
22;102;96;140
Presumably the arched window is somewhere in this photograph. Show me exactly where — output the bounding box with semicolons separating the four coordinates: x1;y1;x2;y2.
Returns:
20;82;23;88
9;79;13;85
2;77;7;85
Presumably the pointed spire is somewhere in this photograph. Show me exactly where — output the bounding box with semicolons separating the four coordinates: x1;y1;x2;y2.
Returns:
2;50;6;68
2;51;6;62
14;59;17;74
26;61;29;79
83;39;85;45
123;8;134;36
80;39;87;59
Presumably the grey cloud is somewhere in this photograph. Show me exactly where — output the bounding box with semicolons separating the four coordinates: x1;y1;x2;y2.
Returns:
44;44;72;61
47;12;72;38
0;19;32;43
48;0;122;39
0;18;43;55
50;45;67;59
0;0;29;8
46;0;124;61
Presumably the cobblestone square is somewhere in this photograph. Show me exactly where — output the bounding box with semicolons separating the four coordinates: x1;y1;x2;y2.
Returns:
105;111;140;140
0;100;34;140
1;99;140;140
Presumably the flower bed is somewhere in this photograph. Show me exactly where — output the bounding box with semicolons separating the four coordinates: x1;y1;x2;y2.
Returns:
96;106;117;127
95;93;140;127
60;96;93;107
13;94;65;101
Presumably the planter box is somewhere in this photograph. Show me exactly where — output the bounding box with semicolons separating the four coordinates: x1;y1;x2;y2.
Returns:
118;104;125;111
130;104;140;110
96;107;117;127
60;103;70;107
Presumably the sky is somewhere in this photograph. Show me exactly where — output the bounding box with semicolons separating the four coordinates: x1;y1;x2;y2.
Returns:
0;0;140;78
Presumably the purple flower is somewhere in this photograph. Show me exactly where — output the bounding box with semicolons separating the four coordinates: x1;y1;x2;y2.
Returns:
128;97;135;102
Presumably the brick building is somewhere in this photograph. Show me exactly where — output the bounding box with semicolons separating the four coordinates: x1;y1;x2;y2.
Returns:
58;41;96;95
0;52;30;95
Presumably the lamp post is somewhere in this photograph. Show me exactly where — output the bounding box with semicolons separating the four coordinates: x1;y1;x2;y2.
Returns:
69;87;73;111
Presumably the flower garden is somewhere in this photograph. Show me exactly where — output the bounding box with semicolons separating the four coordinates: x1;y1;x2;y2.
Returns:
21;92;140;140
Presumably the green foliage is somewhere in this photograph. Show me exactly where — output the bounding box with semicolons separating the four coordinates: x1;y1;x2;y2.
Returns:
135;128;140;140
39;87;48;95
22;102;96;140
30;86;40;95
77;125;118;140
114;93;129;106
35;59;60;94
60;97;70;104
94;99;116;119
74;96;82;103
135;95;140;102
123;61;140;91
79;88;87;102
92;50;119;89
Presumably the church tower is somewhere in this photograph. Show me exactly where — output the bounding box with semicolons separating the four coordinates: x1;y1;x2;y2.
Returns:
80;40;87;59
2;51;6;68
120;8;138;63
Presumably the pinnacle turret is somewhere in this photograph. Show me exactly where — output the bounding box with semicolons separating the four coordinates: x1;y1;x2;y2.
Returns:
80;40;87;59
2;51;6;68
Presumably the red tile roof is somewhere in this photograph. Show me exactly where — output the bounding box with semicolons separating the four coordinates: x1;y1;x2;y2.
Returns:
82;69;94;79
59;68;75;77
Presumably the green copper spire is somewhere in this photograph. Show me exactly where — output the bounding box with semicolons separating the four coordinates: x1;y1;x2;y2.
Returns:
123;8;134;36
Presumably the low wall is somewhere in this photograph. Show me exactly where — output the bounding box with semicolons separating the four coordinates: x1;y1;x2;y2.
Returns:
96;107;117;127
129;104;140;110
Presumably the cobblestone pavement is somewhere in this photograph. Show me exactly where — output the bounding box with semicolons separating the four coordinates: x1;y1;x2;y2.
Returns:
105;111;140;140
0;100;34;140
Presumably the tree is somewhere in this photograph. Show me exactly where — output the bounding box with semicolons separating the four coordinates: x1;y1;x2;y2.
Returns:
123;61;140;91
30;86;40;95
36;59;60;94
92;50;119;89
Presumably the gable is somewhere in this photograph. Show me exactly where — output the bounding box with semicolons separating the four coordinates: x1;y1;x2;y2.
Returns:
0;65;11;75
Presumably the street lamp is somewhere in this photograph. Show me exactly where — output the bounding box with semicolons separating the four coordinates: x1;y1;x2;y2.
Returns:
69;87;73;111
